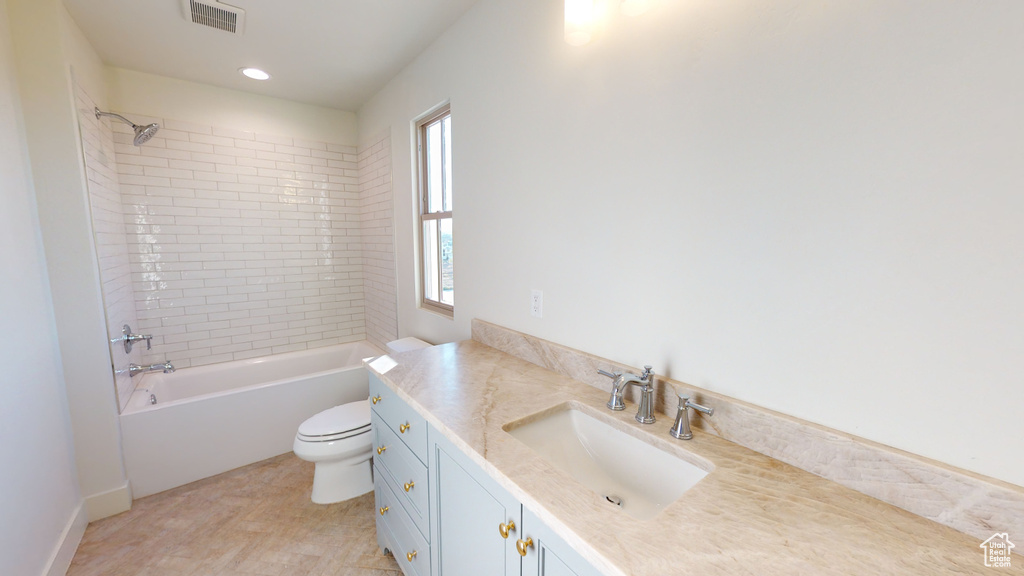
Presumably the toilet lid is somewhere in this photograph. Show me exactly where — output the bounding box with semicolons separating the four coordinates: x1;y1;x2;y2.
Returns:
298;400;371;438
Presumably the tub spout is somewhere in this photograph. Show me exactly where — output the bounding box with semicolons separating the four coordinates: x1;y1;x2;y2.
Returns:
129;362;176;377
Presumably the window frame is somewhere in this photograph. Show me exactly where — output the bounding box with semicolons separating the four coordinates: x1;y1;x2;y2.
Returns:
416;104;454;317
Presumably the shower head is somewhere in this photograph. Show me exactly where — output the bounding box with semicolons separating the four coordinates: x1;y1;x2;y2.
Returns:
94;107;160;146
132;122;160;146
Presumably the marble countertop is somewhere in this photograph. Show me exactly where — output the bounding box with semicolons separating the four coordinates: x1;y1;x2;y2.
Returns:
367;340;1017;575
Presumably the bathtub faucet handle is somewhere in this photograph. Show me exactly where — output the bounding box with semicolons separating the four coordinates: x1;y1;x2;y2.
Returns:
120;325;152;352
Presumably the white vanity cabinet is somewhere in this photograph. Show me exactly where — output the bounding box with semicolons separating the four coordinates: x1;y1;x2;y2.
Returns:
428;424;603;576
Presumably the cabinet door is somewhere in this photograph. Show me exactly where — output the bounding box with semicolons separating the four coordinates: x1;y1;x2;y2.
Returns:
520;508;603;576
429;426;521;576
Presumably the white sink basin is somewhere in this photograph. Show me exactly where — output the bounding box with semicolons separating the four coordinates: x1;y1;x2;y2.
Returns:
504;405;711;520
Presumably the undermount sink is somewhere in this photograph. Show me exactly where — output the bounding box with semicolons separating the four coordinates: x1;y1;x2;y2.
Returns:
504;404;711;520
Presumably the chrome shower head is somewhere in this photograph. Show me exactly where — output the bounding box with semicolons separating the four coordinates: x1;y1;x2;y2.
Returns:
94;107;160;146
132;123;160;146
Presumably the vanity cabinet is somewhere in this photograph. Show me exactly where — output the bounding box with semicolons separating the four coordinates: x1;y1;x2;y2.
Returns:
428;425;602;576
429;427;520;576
520;507;603;576
370;372;602;576
371;373;430;576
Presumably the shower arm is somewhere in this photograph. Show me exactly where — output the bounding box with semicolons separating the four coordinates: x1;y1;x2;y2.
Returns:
95;107;139;129
94;107;159;146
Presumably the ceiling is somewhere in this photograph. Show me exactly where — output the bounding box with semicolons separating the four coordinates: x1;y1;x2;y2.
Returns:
62;0;480;111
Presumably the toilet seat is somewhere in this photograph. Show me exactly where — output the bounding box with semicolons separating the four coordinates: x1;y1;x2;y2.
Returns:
297;400;371;443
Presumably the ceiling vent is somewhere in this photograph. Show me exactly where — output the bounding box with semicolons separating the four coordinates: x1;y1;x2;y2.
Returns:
182;0;245;35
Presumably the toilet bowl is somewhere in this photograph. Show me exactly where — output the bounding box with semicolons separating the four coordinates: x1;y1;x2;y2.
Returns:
293;400;373;504
293;337;433;504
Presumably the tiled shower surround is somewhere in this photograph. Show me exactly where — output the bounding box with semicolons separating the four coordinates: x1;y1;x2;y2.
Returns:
75;84;142;411
92;115;398;373
357;133;398;349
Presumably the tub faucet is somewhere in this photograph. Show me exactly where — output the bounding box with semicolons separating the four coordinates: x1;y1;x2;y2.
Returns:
129;362;175;377
598;365;656;424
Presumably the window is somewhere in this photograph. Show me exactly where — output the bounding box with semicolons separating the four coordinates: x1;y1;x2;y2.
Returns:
417;105;453;316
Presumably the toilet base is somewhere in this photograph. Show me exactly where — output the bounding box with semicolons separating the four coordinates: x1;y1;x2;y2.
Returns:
311;459;373;504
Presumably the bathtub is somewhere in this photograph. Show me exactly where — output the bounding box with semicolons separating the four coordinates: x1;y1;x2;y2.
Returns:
120;341;383;498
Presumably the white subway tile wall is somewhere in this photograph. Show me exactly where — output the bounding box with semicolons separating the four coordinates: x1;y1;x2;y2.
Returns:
358;133;398;349
75;84;142;412
111;117;367;368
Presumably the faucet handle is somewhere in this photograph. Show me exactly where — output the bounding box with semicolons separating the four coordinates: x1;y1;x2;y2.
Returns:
641;365;654;379
671;393;713;440
684;397;714;416
597;369;621;379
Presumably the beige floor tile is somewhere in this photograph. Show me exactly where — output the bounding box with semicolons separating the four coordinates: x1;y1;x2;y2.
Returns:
67;454;401;576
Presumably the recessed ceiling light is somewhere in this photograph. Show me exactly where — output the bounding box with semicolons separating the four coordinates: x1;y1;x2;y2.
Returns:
239;67;271;81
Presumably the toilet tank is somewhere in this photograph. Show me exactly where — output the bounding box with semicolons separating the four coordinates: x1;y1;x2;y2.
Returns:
386;337;432;354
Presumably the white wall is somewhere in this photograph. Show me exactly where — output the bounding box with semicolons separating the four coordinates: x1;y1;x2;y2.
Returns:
108;68;358;147
0;1;85;573
8;0;130;520
359;0;1024;487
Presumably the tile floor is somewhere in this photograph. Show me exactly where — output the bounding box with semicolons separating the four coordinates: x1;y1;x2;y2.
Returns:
67;454;402;576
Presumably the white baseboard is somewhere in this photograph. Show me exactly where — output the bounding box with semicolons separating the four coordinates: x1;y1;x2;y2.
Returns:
84;481;132;522
43;501;87;576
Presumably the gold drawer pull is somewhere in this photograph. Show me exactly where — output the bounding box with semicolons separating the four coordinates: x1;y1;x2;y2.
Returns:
406;551;417;562
498;520;515;539
516;537;534;557
379;506;388;516
404;481;415;492
377;446;387;455
400;423;411;433
372;395;381;404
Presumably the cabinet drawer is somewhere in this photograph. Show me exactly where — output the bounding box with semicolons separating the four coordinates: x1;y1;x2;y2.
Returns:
373;414;429;535
376;467;429;576
374;502;399;559
370;373;428;464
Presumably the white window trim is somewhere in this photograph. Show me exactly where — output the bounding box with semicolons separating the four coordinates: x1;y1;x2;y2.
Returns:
416;103;453;318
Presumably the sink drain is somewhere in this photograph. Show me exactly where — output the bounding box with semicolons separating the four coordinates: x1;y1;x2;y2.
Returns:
604;494;622;507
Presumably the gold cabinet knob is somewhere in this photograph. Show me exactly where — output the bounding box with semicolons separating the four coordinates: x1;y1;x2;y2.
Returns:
377;446;387;455
399;423;411;433
498;520;516;539
406;551;417;562
404;481;415;492
372;395;381;405
379;506;388;516
516;537;534;557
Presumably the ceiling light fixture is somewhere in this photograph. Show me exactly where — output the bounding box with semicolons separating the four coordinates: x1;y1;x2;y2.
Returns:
239;67;271;80
564;0;595;46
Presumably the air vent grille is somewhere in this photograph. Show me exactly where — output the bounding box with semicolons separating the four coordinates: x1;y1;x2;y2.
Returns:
183;0;245;35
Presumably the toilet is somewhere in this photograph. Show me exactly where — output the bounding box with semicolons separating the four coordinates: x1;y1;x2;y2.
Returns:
293;337;432;504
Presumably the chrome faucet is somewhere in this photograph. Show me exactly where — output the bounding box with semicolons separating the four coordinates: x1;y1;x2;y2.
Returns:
128;362;175;377
598;365;656;424
669;392;714;440
115;324;152;353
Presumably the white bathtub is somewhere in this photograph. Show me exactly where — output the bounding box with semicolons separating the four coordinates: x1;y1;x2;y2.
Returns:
120;341;383;498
